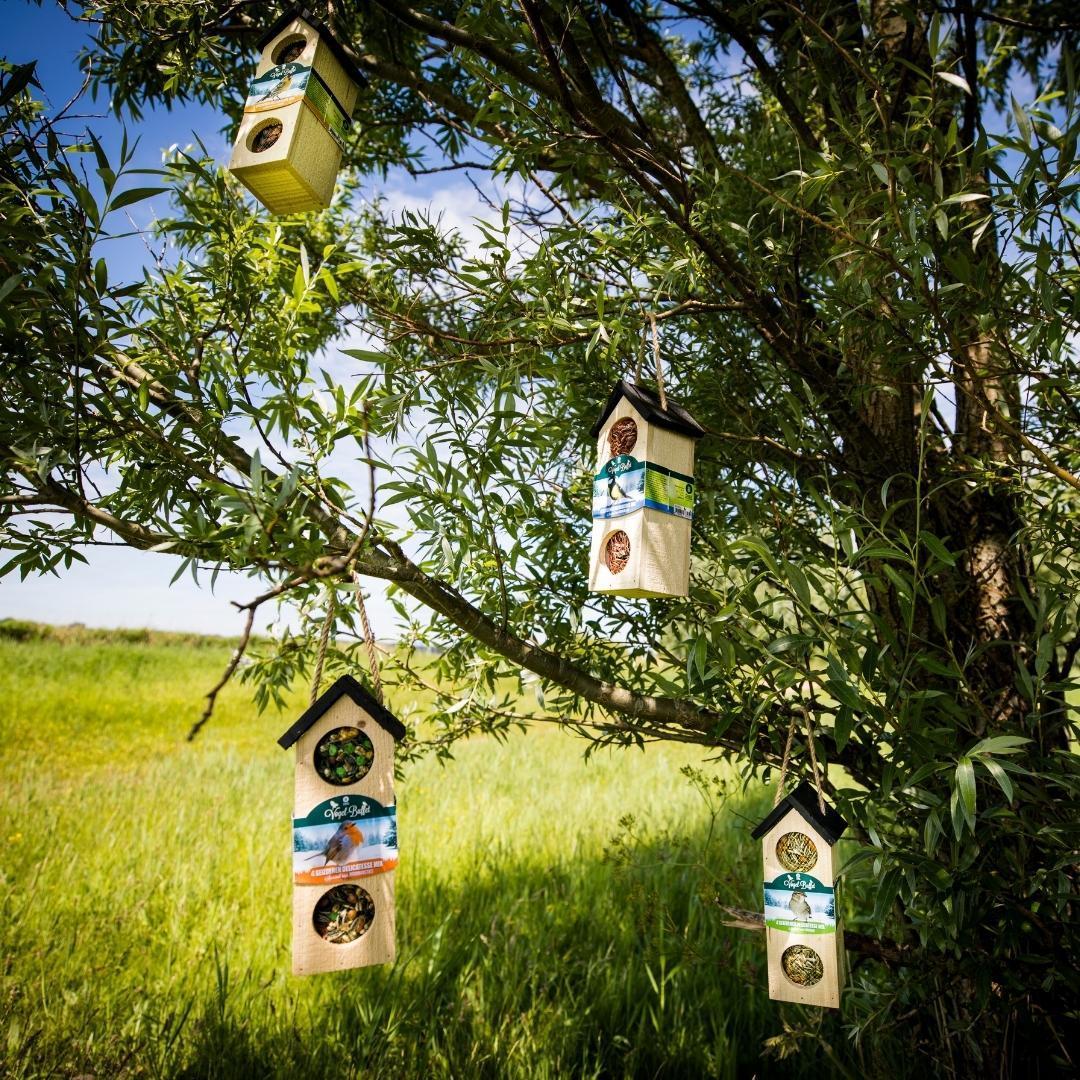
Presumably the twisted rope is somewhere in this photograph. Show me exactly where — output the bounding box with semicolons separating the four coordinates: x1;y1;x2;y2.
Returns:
353;570;384;704
772;711;799;807
647;311;668;413
310;585;337;705
803;709;827;815
772;706;828;815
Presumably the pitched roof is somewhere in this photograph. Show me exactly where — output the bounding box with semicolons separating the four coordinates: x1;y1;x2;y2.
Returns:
278;673;405;749
589;379;706;440
750;780;848;845
257;5;368;88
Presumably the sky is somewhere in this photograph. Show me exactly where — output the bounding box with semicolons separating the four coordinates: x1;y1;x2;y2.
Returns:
0;1;497;636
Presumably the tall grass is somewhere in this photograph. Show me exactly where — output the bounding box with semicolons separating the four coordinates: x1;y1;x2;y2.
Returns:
0;632;876;1078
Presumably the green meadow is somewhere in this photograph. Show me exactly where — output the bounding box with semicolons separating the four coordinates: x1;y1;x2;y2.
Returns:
0;626;864;1078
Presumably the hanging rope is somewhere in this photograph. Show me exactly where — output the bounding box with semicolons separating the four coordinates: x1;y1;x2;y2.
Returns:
353;570;384;704
309;576;384;706
647;311;668;413
803;708;827;815
772;710;799;807
633;316;646;385
310;585;337;705
772;706;829;815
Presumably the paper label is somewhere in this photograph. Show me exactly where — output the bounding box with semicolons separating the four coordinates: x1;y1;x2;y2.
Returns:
244;62;352;150
293;795;397;885
592;454;694;520
764;872;836;934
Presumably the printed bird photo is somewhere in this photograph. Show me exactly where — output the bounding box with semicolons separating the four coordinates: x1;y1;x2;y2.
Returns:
307;821;364;866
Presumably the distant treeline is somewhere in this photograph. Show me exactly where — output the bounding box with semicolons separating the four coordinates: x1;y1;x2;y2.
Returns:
0;618;247;649
0;618;431;654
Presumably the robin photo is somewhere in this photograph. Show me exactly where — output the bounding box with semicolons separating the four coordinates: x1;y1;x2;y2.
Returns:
306;821;363;866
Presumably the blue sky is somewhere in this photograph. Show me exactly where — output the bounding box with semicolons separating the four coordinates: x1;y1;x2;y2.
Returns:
1;2;497;636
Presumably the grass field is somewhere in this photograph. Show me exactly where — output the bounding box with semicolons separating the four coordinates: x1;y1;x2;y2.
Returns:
0;626;865;1078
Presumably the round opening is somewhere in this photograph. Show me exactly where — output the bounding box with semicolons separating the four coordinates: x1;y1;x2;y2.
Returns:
775;831;818;872
608;417;638;457
605;530;631;574
781;944;824;986
273;36;308;65
314;726;375;786
313;885;375;944
250;119;283;153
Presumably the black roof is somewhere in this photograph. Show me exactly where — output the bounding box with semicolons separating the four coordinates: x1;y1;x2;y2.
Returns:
751;780;848;845
257;5;368;88
278;673;405;749
590;379;705;440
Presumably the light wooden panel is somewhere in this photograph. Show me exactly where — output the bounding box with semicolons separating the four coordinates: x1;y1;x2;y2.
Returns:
294;695;396;808
292;868;395;977
291;694;396;976
760;806;844;1008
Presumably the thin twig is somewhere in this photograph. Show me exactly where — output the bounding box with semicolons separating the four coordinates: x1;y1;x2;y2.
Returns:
187;606;256;742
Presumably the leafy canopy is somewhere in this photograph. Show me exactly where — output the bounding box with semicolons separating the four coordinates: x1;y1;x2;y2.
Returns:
2;1;1079;1067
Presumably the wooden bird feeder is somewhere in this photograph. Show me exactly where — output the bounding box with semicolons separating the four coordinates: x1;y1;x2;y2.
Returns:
278;674;405;976
751;781;848;1008
588;380;705;597
228;6;366;215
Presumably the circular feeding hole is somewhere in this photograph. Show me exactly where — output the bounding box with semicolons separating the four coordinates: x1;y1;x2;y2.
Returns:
313;884;375;944
608;416;638;457
775;831;818;872
314;726;375;786
605;530;631;574
250;119;284;153
273;36;308;65
781;944;824;987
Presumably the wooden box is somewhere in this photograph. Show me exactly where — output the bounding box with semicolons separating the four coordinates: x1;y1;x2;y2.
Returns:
589;380;704;598
228;8;365;214
278;674;405;976
751;781;848;1008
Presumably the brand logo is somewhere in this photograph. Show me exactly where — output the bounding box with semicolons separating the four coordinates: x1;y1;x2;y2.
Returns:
322;795;371;821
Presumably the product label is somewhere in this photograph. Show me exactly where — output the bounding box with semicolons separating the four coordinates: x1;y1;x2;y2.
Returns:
293;795;397;885
763;872;836;934
244;62;352;150
592;454;694;520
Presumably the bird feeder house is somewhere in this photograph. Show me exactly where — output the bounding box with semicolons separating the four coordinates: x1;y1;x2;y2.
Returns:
751;781;848;1008
278;674;405;976
589;380;705;597
228;6;366;214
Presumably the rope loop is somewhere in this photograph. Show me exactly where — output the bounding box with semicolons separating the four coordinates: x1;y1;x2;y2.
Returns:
310;585;336;705
309;574;383;706
647;311;668;413
772;705;828;815
353;570;384;704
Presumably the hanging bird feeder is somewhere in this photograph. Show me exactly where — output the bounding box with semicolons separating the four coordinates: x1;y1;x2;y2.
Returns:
278;674;405;976
588;379;705;597
228;5;366;214
751;781;848;1008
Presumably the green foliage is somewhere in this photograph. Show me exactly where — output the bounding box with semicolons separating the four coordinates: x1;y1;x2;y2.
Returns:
0;636;875;1080
2;3;1080;1071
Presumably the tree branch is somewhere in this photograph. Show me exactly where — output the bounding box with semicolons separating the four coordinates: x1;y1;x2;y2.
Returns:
716;903;909;966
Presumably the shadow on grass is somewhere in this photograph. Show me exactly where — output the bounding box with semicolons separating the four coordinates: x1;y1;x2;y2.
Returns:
167;822;891;1080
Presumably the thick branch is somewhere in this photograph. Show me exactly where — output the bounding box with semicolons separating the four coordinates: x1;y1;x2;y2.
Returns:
716;903;909;966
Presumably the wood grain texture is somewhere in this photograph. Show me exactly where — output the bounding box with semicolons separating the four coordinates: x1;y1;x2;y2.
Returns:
291;694;396;976
760;806;844;1008
228;16;360;215
588;398;695;597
